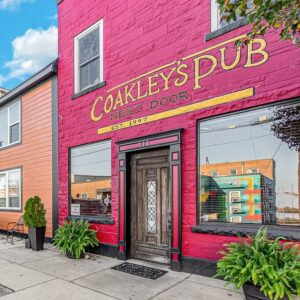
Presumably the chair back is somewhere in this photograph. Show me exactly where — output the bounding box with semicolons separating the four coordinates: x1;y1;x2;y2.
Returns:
17;216;24;226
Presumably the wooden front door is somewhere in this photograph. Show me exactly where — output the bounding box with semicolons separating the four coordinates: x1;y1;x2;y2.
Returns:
130;149;170;264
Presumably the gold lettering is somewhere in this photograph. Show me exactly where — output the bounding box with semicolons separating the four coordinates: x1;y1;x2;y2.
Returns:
148;74;160;96
104;94;114;113
194;55;218;90
220;46;241;71
136;80;148;100
174;63;189;87
244;38;269;68
113;90;124;110
159;67;176;91
124;83;136;104
90;96;103;122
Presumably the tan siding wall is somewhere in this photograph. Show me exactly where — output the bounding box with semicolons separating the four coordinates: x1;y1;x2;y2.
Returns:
0;80;53;238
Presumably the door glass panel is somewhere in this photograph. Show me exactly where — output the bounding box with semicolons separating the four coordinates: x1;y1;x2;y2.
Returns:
147;180;157;233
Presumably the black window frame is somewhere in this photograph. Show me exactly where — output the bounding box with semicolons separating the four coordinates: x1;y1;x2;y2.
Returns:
68;140;114;225
194;98;300;241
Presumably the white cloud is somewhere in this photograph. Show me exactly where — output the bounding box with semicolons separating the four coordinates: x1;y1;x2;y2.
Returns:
2;26;58;83
49;13;58;20
0;0;34;10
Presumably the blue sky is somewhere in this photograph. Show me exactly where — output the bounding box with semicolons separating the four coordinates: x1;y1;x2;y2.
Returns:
0;0;57;90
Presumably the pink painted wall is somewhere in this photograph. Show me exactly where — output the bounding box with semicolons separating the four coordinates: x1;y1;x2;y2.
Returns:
58;0;300;260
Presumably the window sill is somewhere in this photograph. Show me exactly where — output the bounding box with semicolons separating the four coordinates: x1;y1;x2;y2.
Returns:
0;208;22;212
192;223;300;241
205;19;248;42
67;215;114;225
72;81;106;100
0;141;21;152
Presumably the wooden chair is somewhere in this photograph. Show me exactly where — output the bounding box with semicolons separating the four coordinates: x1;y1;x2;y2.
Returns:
6;216;24;244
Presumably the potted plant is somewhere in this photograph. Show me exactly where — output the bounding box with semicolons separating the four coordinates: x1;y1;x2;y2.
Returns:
215;228;300;300
23;196;47;251
53;219;99;259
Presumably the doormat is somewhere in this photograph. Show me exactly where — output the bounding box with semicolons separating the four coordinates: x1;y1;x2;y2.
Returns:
111;262;168;280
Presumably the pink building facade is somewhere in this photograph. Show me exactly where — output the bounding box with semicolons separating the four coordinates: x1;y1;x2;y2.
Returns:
58;0;300;273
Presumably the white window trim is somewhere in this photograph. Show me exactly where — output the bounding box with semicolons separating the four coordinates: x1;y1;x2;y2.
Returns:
74;19;104;94
230;216;242;223
211;0;220;32
229;191;241;203
0;101;21;149
230;204;242;214
0;168;21;210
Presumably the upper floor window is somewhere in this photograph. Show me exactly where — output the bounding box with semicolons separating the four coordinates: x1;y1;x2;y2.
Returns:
198;101;300;226
0;168;21;210
210;0;243;32
74;19;103;93
0;101;21;149
229;169;237;175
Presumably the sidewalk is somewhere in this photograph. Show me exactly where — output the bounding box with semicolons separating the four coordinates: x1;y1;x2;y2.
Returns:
0;236;243;300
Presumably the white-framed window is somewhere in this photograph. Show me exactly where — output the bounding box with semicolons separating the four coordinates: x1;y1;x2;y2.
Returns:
230;204;242;214
247;168;259;174
230;216;242;223
229;191;241;203
210;0;243;32
229;169;237;175
0;101;21;149
0;168;21;210
74;19;104;93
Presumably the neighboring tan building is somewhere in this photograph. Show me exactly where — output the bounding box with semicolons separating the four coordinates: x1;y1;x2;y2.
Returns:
0;61;58;238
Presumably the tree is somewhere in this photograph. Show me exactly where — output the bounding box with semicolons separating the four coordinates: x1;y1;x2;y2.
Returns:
217;0;300;46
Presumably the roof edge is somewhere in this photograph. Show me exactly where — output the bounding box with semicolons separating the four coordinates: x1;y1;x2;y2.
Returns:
0;59;58;107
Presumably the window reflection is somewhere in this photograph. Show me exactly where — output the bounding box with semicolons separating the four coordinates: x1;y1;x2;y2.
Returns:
70;140;112;217
199;103;300;226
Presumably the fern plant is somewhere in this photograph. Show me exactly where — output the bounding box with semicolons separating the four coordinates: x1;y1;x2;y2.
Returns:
23;196;47;228
53;219;99;259
215;228;300;300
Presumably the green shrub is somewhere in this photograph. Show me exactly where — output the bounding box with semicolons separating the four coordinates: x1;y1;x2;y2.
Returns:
23;196;47;228
215;228;300;300
53;219;99;259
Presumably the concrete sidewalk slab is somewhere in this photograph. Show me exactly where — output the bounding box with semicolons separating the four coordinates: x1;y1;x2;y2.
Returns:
74;266;189;300
0;247;58;264
187;274;238;291
0;285;13;298
152;279;243;300
0;239;24;251
23;254;119;281
0;258;54;291
0;279;116;300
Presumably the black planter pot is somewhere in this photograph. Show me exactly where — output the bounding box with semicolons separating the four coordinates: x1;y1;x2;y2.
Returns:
28;227;46;251
66;251;85;259
243;283;288;300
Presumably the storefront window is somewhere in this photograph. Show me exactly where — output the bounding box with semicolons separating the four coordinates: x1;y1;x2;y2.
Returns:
70;140;112;217
198;102;300;226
